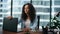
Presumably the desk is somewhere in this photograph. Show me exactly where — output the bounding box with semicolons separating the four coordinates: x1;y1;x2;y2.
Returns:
3;30;42;34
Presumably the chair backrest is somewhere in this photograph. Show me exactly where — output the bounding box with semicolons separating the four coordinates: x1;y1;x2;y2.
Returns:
3;17;18;32
37;15;40;30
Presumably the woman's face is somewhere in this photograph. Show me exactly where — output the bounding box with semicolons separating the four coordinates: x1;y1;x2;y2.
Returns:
24;5;30;14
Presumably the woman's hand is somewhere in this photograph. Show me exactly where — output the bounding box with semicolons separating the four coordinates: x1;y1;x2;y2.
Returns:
7;16;13;20
23;27;31;32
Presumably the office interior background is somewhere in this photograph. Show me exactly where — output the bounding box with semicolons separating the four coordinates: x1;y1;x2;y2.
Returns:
0;0;60;29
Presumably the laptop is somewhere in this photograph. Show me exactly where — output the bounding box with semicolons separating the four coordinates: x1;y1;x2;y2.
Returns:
3;17;18;32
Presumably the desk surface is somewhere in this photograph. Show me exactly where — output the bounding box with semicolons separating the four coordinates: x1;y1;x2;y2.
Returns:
0;27;42;34
2;30;42;34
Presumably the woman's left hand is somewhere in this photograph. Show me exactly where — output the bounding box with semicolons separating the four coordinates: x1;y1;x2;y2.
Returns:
23;27;31;32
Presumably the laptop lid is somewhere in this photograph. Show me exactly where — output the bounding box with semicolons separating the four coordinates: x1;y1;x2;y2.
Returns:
3;17;18;32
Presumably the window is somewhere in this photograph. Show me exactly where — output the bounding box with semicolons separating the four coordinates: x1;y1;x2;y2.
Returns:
2;9;8;13
0;0;3;2
0;0;60;28
35;8;50;12
43;1;50;6
32;0;50;27
40;15;50;19
32;1;50;6
0;4;2;7
54;1;60;5
0;9;2;12
32;1;43;5
54;8;60;12
0;19;2;22
13;0;30;18
54;0;60;1
0;14;2;17
0;0;11;27
40;22;49;26
13;7;21;12
3;0;8;3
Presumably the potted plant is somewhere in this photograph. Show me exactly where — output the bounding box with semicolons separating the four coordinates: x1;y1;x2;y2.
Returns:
50;12;60;29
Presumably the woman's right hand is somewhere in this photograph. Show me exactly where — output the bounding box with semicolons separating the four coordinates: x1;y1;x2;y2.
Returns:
23;27;31;32
7;16;13;20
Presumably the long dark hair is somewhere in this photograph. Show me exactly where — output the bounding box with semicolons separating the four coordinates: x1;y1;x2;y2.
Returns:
21;3;36;22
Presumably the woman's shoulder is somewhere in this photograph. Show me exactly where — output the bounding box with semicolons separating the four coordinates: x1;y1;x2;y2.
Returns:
18;17;24;23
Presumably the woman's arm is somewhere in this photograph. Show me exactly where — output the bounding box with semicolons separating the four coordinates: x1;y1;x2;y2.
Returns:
18;18;26;29
30;17;38;30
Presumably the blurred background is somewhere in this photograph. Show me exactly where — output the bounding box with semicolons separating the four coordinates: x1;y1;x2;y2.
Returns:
0;0;60;29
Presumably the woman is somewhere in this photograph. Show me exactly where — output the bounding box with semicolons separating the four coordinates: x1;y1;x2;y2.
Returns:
19;3;38;31
7;3;38;32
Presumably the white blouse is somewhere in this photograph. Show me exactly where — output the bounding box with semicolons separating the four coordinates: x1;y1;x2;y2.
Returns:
25;19;31;28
